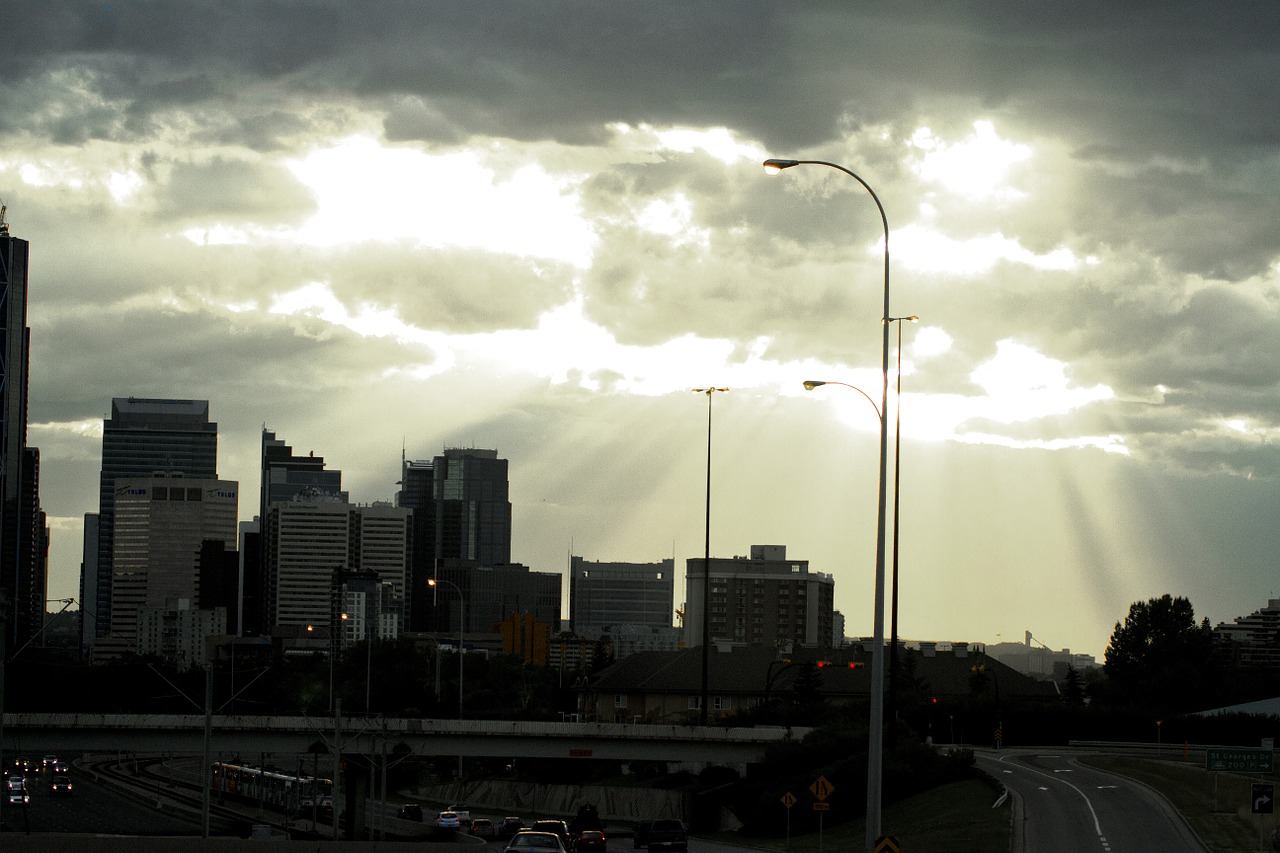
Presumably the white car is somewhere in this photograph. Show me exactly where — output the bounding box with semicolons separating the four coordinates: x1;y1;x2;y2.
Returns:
435;811;463;829
505;831;569;853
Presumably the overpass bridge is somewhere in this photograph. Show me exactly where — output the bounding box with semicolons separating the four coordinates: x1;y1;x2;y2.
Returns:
2;714;810;768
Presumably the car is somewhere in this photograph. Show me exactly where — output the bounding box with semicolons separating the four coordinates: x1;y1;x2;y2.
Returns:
471;818;497;838
645;819;687;853
576;830;606;853
41;754;58;771
530;819;571;846
505;831;568;853
49;774;73;796
398;803;424;821
6;778;28;806
500;817;525;837
435;811;463;829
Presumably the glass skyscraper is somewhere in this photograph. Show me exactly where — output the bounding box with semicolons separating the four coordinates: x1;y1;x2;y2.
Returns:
88;398;218;645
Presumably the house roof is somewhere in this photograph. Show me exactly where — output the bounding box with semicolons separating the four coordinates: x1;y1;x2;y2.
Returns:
587;644;1058;701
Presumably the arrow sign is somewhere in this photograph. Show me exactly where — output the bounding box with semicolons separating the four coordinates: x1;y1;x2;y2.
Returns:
780;792;797;809
1253;782;1274;815
809;775;835;801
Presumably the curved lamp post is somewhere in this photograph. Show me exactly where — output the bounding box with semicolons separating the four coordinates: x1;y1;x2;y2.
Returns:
429;578;466;718
769;156;891;853
887;315;918;741
692;386;728;725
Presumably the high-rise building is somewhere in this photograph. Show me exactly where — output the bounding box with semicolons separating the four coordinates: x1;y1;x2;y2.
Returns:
569;556;675;640
260;429;346;520
432;447;511;565
0;213;46;657
433;561;560;636
95;475;238;660
397;455;434;631
264;495;410;632
685;545;835;650
89;398;218;645
398;447;512;631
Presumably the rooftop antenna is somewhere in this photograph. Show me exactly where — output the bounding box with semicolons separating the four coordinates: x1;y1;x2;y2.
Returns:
0;201;8;236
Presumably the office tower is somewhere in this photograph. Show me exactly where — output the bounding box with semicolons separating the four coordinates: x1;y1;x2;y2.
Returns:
79;513;99;654
569;556;675;640
251;429;345;633
264;496;410;632
260;429;346;521
433;447;511;565
397;456;434;631
95;475;238;660
0;213;46;656
433;562;560;635
90;398;218;645
398;447;511;631
685;544;835;650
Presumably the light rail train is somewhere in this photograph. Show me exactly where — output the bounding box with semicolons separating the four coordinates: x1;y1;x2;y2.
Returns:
210;761;332;813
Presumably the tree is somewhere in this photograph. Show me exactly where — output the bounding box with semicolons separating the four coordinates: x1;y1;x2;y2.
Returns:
1103;594;1216;712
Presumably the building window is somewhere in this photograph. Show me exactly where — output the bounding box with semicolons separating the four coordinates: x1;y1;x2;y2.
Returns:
687;696;702;710
614;694;627;708
713;696;732;711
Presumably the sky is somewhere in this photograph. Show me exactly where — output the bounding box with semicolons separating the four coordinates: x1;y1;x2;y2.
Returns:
4;2;1280;661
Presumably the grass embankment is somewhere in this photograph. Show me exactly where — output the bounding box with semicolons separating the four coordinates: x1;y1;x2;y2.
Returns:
1081;755;1277;853
708;777;1010;853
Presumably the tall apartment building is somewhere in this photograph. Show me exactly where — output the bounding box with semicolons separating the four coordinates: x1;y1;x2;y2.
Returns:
264;495;410;632
397;447;512;631
1215;600;1280;671
0;213;47;656
685;545;835;650
569;556;675;640
95;475;238;660
87;398;218;646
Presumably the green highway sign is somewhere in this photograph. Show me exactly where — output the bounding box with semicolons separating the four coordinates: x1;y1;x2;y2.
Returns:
1207;747;1274;773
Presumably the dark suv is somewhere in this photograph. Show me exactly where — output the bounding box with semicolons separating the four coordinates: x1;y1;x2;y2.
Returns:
645;820;687;853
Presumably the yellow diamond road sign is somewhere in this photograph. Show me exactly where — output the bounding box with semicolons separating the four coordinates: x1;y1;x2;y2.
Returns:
809;775;834;801
780;792;797;809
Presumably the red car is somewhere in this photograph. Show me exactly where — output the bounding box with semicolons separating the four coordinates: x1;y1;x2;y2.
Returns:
576;830;606;853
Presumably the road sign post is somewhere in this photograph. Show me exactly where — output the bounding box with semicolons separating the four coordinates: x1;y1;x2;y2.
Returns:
780;791;796;851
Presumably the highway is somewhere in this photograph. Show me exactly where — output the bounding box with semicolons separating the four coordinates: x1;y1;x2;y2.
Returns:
977;749;1207;852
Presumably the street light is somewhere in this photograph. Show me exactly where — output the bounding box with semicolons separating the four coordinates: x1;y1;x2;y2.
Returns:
692;386;728;726
307;613;348;713
768;156;892;853
887;315;918;741
429;578;465;718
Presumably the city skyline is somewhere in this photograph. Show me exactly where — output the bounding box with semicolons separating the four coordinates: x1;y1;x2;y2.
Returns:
5;4;1280;660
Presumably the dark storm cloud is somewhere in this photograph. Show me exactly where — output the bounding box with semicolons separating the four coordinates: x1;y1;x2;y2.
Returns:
11;3;1275;156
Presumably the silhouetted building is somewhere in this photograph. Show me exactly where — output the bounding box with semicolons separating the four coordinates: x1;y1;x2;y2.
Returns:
88;398;218;649
398;447;512;632
198;539;240;636
570;556;674;640
433;561;560;636
685;545;835;650
0;217;47;658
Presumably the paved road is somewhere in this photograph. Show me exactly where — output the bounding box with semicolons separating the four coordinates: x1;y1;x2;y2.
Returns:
978;750;1207;853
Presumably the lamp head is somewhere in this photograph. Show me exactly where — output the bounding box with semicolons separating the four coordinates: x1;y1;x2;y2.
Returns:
802;380;826;391
763;158;800;175
428;579;437;587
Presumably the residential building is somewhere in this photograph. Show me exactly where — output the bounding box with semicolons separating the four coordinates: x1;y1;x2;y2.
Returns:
338;568;402;644
136;597;227;670
685;545;835;650
89;398;218;645
96;475;238;660
569;556;674;640
0;215;47;657
1214;600;1280;670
